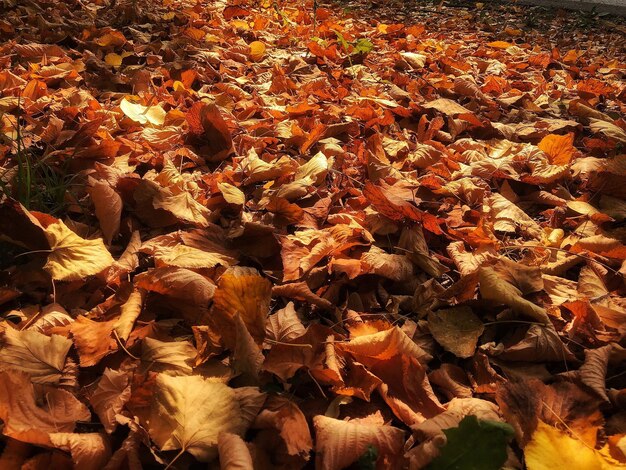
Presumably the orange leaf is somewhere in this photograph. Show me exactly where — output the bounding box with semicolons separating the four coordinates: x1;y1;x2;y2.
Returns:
538;133;575;165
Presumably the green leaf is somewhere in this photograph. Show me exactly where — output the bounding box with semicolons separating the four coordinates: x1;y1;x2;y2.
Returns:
358;445;378;470
353;38;374;55
426;415;514;470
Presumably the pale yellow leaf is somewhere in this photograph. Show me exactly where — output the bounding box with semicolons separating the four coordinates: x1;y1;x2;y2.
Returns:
120;97;166;126
43;220;114;281
114;288;145;342
141;337;197;376
217;432;254;470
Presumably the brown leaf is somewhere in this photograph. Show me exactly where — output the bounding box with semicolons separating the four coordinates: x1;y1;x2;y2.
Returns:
90;368;132;434
253;395;313;459
88;179;122;245
0;370;91;445
210;267;272;347
428;307;484;358
49;433;111;469
313;415;404;470
70;316;118;367
186;102;234;161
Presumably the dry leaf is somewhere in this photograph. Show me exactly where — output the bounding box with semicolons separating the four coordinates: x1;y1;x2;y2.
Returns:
90;368;132;433
525;421;625;470
0;327;72;384
313;415;404;470
0;370;90;445
148;374;256;462
211;267;272;347
428;307;484;358
120;97;166;126
217;432;254;469
44;220;114;281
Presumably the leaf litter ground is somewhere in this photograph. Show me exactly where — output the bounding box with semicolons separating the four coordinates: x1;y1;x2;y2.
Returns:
0;0;625;468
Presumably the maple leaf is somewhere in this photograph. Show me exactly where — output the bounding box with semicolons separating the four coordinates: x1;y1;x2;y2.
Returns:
43;220;114;281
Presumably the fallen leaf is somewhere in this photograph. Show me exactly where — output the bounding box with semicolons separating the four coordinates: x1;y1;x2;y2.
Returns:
525;421;626;470
148;374;260;462
426;415;514;470
313;415;405;470
44;220;114;281
428;307;484;358
0;327;72;384
120;97;166;126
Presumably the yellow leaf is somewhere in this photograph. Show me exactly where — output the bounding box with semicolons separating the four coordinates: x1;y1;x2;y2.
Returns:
153;244;235;270
43;221;114;281
141;337;197;375
231;20;250;30
525;421;626;470
120;97;166;126
294;151;329;184
218;182;246;206
104;53;123;67
249;41;266;62
479;266;550;324
114;288;145;341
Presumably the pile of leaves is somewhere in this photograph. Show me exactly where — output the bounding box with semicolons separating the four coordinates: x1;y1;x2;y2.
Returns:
0;0;625;468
